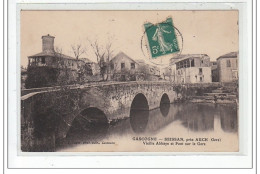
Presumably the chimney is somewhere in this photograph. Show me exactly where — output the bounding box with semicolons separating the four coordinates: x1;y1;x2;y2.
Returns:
42;34;55;52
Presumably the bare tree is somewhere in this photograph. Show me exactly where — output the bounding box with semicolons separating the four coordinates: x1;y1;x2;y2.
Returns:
88;39;114;81
104;40;114;81
71;44;86;60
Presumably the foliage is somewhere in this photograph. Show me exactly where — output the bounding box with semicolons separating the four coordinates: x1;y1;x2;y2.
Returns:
136;64;151;81
76;63;93;84
25;66;59;88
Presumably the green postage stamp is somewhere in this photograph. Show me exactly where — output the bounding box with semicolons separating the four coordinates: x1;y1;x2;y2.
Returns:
144;17;180;58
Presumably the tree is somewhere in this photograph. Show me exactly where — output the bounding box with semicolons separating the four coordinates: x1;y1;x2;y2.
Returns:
54;47;71;85
71;44;86;60
88;38;114;81
110;62;119;81
136;64;150;81
104;41;113;81
71;43;95;84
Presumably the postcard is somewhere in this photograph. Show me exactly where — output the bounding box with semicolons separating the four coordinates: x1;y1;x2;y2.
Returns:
20;10;239;152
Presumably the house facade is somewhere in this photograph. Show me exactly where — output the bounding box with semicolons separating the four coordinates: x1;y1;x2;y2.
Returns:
28;34;86;70
109;52;160;81
217;52;238;82
109;52;139;81
169;54;212;84
26;34;93;88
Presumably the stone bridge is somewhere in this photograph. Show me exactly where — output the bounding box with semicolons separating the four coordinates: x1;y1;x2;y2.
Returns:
21;81;224;151
21;81;183;151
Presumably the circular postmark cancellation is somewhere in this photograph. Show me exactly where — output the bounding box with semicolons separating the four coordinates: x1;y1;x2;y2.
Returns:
141;17;183;66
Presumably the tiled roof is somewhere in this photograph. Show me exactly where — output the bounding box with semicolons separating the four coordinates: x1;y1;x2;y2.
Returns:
170;54;209;64
217;52;238;59
28;51;85;62
110;52;139;64
28;51;55;58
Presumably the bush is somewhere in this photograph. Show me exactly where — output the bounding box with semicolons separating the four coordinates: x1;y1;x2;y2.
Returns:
25;66;59;88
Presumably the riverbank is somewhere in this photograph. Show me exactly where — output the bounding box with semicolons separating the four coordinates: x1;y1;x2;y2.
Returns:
174;82;238;104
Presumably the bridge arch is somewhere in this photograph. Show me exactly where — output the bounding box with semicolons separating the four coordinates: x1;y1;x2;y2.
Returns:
66;107;109;138
130;93;149;110
160;93;171;117
130;93;149;133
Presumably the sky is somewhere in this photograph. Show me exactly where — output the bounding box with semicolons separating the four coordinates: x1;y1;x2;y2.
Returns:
20;10;238;67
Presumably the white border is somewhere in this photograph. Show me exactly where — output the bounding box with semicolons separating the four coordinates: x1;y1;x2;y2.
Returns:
5;0;255;170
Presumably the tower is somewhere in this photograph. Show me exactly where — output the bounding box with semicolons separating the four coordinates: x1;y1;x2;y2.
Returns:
42;34;55;52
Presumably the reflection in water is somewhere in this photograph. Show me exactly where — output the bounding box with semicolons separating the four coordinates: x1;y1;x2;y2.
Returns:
57;103;238;150
220;105;238;132
130;109;149;133
176;103;237;132
160;93;171;117
160;103;170;117
130;93;149;133
177;104;215;132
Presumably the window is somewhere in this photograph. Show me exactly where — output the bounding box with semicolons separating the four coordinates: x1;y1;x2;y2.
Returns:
184;60;188;68
41;57;45;64
29;58;32;65
200;77;203;82
191;59;195;67
110;64;114;70
226;60;231;67
199;68;202;74
131;63;135;69
180;61;183;68
187;60;191;67
177;62;180;70
121;63;125;69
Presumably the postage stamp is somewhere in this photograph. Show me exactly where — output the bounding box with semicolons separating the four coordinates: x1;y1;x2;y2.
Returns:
144;17;180;59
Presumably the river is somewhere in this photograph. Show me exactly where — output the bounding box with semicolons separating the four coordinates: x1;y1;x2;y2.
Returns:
56;102;238;152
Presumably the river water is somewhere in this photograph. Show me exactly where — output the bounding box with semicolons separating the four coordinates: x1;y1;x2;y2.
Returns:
56;102;238;152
